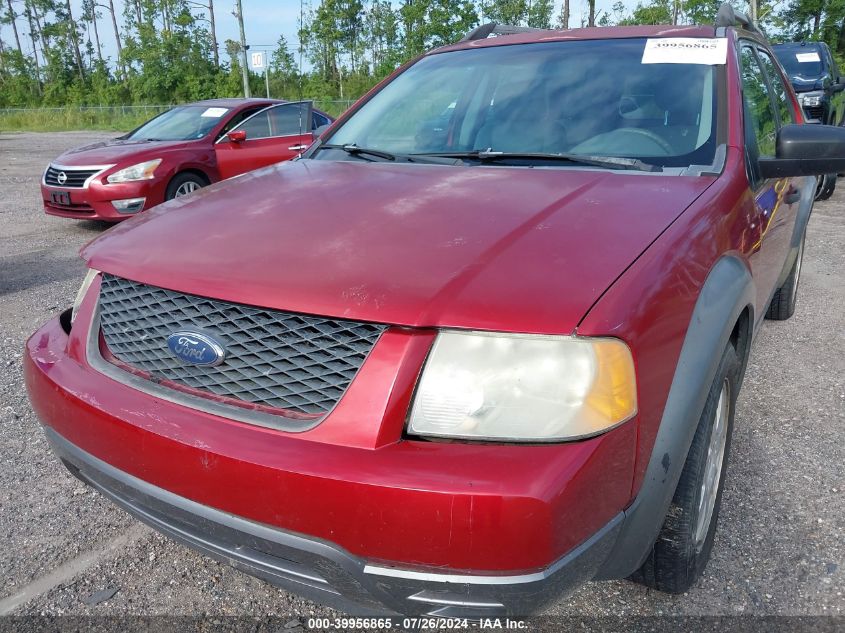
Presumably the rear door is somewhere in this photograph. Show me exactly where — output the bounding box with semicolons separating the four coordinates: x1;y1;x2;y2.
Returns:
214;101;314;179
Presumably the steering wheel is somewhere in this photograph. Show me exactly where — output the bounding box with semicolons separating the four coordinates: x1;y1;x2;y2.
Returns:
613;127;674;155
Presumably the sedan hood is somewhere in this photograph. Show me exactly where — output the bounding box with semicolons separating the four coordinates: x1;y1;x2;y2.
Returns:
82;160;713;333
54;138;195;166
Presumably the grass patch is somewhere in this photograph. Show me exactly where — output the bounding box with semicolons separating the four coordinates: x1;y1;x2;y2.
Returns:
0;106;171;133
0;101;354;134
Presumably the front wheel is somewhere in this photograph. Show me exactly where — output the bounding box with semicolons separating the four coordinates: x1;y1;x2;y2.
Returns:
815;173;836;201
630;343;740;594
165;172;208;201
766;234;804;321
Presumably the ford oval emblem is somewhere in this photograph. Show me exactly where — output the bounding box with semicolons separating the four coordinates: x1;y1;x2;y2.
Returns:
166;331;226;367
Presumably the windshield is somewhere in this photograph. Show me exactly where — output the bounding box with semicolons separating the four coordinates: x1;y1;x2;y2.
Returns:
773;47;825;80
323;38;720;170
126;105;230;141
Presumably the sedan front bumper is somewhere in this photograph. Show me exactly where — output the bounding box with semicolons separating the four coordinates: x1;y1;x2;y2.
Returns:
41;178;165;221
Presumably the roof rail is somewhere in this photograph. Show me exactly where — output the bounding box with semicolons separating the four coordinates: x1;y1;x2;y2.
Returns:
460;22;548;42
714;2;763;36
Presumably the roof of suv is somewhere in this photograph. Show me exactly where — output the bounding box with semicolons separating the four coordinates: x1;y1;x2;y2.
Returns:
437;25;719;55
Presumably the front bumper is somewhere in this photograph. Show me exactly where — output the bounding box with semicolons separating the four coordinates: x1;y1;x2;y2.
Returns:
24;306;636;615
48;427;622;616
41;178;165;221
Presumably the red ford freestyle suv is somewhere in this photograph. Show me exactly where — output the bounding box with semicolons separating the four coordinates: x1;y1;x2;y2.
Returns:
41;98;332;221
24;8;845;618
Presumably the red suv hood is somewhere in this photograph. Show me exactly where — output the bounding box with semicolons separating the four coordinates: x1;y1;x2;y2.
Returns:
82;160;713;333
54;138;197;166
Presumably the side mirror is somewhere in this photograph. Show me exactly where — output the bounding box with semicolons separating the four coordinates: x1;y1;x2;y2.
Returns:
759;123;845;178
314;123;331;137
833;81;845;93
227;130;247;143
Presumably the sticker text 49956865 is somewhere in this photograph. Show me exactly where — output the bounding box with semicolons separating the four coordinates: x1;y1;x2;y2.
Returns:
641;38;728;65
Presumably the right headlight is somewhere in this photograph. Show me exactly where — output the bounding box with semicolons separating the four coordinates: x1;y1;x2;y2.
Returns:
70;268;100;325
407;331;637;442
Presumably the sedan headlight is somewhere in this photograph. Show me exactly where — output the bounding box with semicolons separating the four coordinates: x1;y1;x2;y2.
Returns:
70;269;100;325
107;159;162;183
407;331;637;442
801;91;824;108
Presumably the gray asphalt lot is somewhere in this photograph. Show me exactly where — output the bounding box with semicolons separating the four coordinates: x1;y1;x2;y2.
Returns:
0;132;842;622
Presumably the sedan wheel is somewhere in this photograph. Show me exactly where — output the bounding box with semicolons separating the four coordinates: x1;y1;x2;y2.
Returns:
174;180;201;198
165;173;208;201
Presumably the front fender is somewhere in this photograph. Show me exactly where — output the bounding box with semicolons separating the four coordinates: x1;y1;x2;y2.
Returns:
595;254;755;579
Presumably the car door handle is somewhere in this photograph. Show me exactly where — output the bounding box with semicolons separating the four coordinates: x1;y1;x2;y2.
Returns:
288;144;308;151
784;187;801;205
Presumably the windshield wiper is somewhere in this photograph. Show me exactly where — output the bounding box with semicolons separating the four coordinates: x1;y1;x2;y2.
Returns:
414;150;660;172
321;143;397;161
317;143;460;165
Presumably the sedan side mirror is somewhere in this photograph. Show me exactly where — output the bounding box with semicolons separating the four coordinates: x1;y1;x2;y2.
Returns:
759;124;845;178
227;130;247;143
833;80;845;93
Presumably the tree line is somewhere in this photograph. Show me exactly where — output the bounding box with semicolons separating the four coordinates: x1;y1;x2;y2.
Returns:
1;0;844;109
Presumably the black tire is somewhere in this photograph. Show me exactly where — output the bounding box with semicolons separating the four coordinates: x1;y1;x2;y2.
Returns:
765;234;805;321
165;172;208;201
630;343;740;594
815;174;836;201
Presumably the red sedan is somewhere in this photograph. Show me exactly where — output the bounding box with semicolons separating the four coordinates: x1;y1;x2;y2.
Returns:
41;98;333;221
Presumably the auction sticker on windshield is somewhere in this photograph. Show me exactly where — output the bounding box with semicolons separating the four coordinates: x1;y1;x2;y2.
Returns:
642;38;727;65
201;107;229;118
796;52;821;63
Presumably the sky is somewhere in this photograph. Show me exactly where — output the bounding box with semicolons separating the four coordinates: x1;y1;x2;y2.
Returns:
1;0;620;67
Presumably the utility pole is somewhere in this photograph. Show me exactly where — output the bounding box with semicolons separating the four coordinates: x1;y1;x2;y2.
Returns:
234;0;250;98
209;0;219;67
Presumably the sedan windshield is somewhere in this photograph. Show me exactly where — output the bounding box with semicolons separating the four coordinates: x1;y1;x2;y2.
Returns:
126;105;230;141
322;39;720;170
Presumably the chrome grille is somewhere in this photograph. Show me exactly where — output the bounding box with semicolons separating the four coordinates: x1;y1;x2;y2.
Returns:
44;165;101;188
97;274;386;417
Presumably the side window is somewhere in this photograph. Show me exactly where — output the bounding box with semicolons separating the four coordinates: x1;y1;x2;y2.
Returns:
757;49;796;126
267;104;309;136
825;46;841;82
237;109;274;139
232;104;310;140
739;45;778;168
218;106;267;139
312;112;330;130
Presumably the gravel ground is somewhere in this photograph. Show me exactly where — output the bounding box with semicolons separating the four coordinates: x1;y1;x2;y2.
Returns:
0;132;842;625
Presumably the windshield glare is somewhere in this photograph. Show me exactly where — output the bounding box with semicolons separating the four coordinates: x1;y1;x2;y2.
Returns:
325;39;719;169
126;106;229;141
